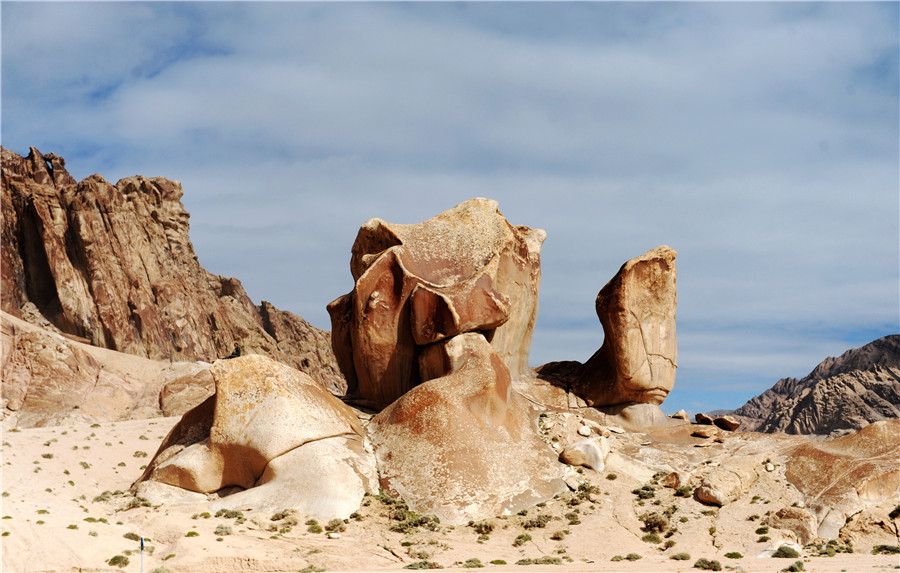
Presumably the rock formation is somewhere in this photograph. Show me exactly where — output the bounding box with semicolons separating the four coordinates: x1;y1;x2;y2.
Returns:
1;147;345;395
733;335;900;434
367;332;566;524
1;310;207;428
328;198;545;409
534;246;679;426
135;354;376;518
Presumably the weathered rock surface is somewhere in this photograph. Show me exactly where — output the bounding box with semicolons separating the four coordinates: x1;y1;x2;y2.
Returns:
367;332;566;524
733;335;900;435
1;147;344;395
769;506;818;545
158;368;215;417
137;355;375;518
713;415;741;431
784;419;900;538
536;246;677;411
560;437;610;471
328;198;545;409
1;311;206;428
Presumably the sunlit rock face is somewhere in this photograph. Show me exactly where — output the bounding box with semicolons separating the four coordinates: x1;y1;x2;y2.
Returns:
536;246;677;411
328;197;545;410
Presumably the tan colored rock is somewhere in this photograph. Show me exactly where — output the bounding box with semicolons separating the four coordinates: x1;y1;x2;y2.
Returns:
770;506;818;545
671;409;690;421
138;355;371;502
1;148;344;394
560;437;611;471
692;426;718;439
159;368;214;417
659;471;690;489
697;468;743;506
367;332;566;524
714;415;741;431
328;198;545;409
695;412;715;425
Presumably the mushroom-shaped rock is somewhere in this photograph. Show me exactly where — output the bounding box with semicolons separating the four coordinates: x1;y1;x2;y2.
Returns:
328;198;545;409
367;332;566;524
713;415;741;431
135;355;375;518
695;412;715;425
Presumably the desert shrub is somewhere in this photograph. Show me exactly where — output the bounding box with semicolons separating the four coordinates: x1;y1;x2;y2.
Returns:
325;518;346;533
772;546;800;558
675;485;693;497
461;558;483;568
404;561;442;569
610;556;623;562
133;451;147;458
550;530;567;540
468;520;495;535
522;514;551;529
872;545;900;555
389;503;440;534
781;561;804;572
150;569;171;573
185;531;199;537
515;557;562;565
408;550;430;560
671;553;691;560
67;524;78;530
625;553;642;561
708;526;716;535
108;555;129;568
724;552;743;559
270;510;291;521
693;557;722;571
755;526;769;535
489;560;506;565
513;533;531;547
632;485;656;500
41;453;54;459
125;496;151;509
641;533;662;544
565;512;580;525
758;535;771;542
306;520;323;534
664;540;676;549
214;525;232;536
606;473;617;480
214;509;243;519
640;512;668;533
298;566;325;573
123;532;140;541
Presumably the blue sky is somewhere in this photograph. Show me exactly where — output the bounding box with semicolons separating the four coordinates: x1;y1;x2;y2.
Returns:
3;2;898;414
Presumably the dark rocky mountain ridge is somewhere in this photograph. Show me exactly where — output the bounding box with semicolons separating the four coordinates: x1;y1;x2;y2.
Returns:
733;334;900;435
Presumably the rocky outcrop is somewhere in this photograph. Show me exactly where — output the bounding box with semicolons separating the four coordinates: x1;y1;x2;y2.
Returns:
1;311;206;428
536;246;677;411
136;355;376;518
733;335;900;434
1;147;344;394
328;198;545;409
367;332;566;524
784;419;900;538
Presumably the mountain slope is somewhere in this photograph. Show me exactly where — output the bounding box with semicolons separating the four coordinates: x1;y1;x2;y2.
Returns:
734;335;900;435
1;147;345;394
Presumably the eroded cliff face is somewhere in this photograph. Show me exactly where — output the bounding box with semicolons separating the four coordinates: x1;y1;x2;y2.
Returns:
1;147;345;395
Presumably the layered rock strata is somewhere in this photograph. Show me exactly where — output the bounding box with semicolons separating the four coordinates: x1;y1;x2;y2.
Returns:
328;198;545;409
1;147;344;395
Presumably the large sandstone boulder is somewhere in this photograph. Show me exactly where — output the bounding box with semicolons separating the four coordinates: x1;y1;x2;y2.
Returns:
367;333;566;524
328;198;545;409
136;355;376;518
536;246;677;411
1;147;345;394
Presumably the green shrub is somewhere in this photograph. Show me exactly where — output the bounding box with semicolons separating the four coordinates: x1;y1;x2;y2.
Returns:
642;533;661;544
758;535;771;542
755;526;769;535
214;525;232;536
513;533;531;547
675;485;693;497
307;521;323;534
724;552;743;559
708;526;716;535
123;532;140;541
469;520;495;535
606;473;617;480
610;556;623;562
214;509;243;519
185;531;199;537
641;512;668;533
872;545;900;555
781;561;804;572
515;557;562;565
489;560;506;565
671;553;691;560
693;558;722;571
632;485;656;499
522;514;551;529
550;530;567;540
565;512;580;525
461;558;483;568
664;539;676;549
325;518;346;533
404;561;442;570
108;555;129;568
772;546;800;558
625;553;642;561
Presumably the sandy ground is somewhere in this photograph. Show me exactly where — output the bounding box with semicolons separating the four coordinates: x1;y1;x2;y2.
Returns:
2;417;898;573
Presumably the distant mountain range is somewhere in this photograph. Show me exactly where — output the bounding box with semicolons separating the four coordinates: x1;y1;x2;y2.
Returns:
733;335;900;435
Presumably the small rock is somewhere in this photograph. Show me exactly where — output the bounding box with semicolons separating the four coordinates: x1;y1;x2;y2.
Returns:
696;468;742;506
714;437;725;443
542;420;556;430
577;425;591;437
326;532;341;539
660;471;689;489
607;425;626;434
671;409;690;421
551;441;562;452
559;437;610;471
713;415;741;432
765;462;775;472
695;412;714;425
692;426;717;438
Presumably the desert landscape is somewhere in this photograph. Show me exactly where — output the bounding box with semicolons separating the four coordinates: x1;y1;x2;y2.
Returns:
2;147;899;573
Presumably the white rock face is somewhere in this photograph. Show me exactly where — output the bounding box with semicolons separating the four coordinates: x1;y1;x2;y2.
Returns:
696;468;743;506
560;437;611;471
